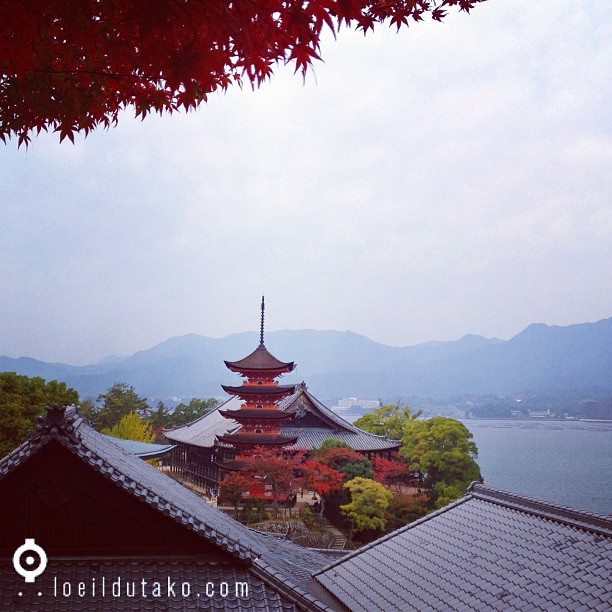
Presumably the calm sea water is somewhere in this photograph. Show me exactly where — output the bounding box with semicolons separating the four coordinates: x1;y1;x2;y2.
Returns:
463;419;612;516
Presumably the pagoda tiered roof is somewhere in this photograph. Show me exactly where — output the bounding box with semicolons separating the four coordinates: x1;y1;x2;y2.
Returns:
224;344;295;377
221;383;296;401
218;408;294;422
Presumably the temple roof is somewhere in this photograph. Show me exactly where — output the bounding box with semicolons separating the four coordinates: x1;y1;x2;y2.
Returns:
225;344;295;376
0;405;339;610
315;483;612;611
166;388;401;452
278;385;401;451
165;400;241;446
101;434;175;459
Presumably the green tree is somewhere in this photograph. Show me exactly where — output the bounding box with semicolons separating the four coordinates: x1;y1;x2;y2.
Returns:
400;417;481;508
102;411;156;442
341;459;375;481
78;398;97;422
149;401;173;430
340;477;393;533
171;397;218;427
0;372;79;456
354;404;421;440
90;382;149;431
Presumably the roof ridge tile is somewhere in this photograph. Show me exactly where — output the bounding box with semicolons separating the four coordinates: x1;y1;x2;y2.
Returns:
468;483;612;536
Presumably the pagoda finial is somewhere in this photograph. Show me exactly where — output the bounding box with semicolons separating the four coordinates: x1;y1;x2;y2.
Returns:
259;295;265;347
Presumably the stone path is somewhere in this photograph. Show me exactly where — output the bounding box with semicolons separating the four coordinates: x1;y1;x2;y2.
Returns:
316;515;347;550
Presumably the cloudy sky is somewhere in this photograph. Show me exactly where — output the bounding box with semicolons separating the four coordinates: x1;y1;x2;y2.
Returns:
2;0;611;365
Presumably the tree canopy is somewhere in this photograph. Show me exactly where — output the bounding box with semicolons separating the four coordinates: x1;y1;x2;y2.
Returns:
88;382;149;431
354;403;421;440
1;0;486;145
171;397;218;427
340;476;393;533
400;416;481;507
0;372;79;456
102;410;156;442
311;444;374;481
219;472;252;511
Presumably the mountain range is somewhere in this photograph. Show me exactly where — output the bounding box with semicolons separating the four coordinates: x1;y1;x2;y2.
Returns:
1;318;611;402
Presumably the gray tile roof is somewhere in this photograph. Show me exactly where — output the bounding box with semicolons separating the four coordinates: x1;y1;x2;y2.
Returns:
101;434;175;459
315;483;612;611
164;397;242;446
280;427;394;452
165;386;400;452
0;406;339;611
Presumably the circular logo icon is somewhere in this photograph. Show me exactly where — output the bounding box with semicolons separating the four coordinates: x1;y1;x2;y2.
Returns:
13;539;48;583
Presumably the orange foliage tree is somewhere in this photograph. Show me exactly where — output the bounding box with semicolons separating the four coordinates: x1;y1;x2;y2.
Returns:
1;0;486;145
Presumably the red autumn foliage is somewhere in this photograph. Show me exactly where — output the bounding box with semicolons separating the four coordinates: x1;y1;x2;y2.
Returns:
239;446;307;499
301;459;344;495
218;471;251;508
371;455;409;486
314;446;366;471
0;0;485;145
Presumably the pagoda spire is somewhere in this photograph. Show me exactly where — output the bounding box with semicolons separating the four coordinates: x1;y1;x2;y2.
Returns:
259;295;265;347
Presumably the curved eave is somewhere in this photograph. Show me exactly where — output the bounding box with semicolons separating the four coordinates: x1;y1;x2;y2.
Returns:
216;433;299;447
222;384;296;399
225;365;295;378
224;345;295;375
219;409;294;421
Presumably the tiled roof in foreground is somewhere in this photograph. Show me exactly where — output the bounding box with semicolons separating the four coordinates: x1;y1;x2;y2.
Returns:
315;483;612;612
0;406;337;611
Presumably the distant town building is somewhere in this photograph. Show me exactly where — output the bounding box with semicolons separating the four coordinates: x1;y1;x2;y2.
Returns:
583;399;612;420
335;398;380;410
528;408;556;418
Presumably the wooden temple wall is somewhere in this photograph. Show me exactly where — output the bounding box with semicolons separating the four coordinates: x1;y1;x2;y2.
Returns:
166;443;222;492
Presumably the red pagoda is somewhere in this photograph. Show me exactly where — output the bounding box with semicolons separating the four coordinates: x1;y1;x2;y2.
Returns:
216;298;298;496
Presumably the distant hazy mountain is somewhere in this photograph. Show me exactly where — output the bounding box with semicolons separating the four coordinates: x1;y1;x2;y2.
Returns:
1;319;610;401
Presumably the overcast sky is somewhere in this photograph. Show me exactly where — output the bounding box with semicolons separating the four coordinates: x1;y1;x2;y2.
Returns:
1;0;611;365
